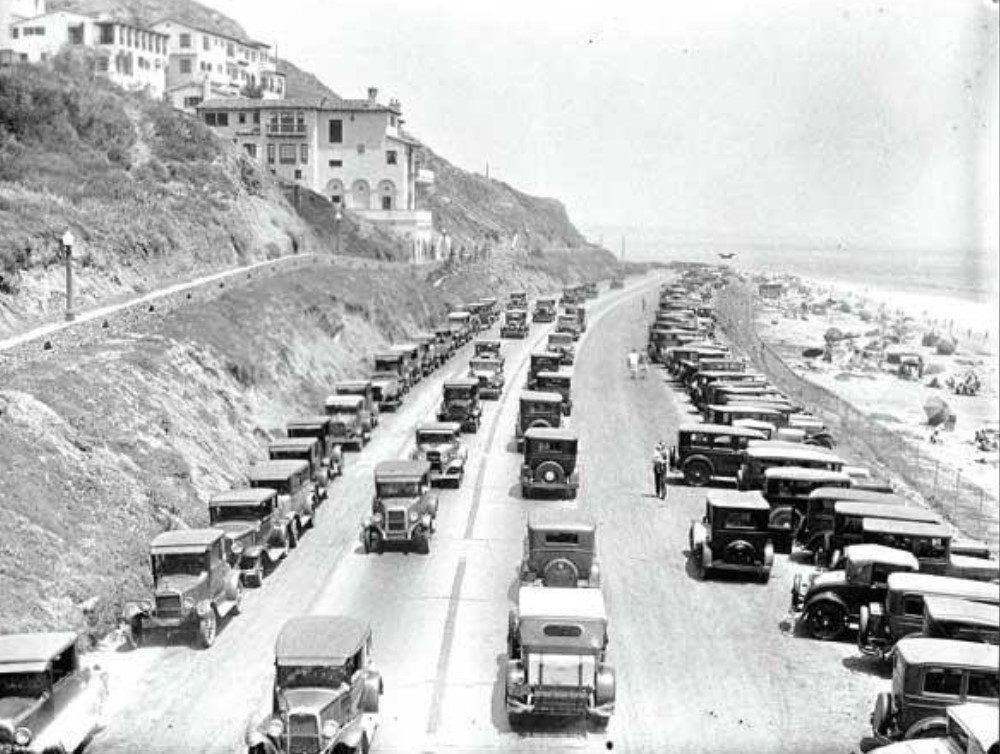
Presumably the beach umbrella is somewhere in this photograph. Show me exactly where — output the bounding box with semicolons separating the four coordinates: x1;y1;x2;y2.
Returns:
923;396;951;426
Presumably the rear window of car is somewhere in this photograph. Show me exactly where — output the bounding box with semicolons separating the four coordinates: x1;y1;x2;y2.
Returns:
544;532;580;545
722;511;758;530
543;624;583;638
923;668;964;696
967;671;1000;699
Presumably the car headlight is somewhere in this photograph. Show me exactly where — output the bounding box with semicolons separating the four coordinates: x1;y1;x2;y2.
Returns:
231;541;244;555
140;600;152;613
14;728;32;746
409;510;419;522
321;720;340;739
372;512;383;524
183;597;195;611
266;718;284;738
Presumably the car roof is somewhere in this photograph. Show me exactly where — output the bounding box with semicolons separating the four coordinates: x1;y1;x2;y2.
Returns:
325;395;364;409
949;703;1000;747
862;518;951;537
444;377;479;389
519;390;563;404
887;572;1000;601
706;489;771;511
679;423;767;438
518;586;607;621
373;350;403;359
809;487;905;504
209;487;276;506
269;437;318;452
894;637;999;668
536;371;571;380
524;427;577;441
835;501;941;522
390;342;418;352
745;445;843;463
248;459;310;481
531;350;563;359
763;467;852;482
150;528;224;552
475;338;500;346
0;632;79;673
275;616;370;666
336;379;372;389
923;596;1000;627
416;422;461;434
286;415;332;429
708;404;781;417
843;544;919;570
528;508;596;532
375;460;431;479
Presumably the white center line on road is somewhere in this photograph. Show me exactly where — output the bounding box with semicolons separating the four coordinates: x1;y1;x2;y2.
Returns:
425;555;467;736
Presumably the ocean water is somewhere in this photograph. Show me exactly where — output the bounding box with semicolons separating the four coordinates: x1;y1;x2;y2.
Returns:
584;226;999;333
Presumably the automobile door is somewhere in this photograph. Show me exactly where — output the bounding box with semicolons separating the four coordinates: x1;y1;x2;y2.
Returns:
48;653;93;752
208;543;227;598
712;434;740;476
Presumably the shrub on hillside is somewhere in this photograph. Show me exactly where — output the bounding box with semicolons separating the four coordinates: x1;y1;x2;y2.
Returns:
147;102;219;163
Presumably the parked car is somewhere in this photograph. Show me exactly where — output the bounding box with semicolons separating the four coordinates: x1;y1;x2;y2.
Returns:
515;390;563;450
521;427;580;499
434;327;456;361
0;632;108;754
473;338;504;366
411;422;467;487
860;519;1000;582
534;371;573;416
867;639;998;743
519;509;600;588
208;487;296;586
369;372;402;412
505;587;615;726
361;461;438;554
268;436;330;501
447;311;473;345
372;351;411;393
390;343;422;387
921;596;1000;644
564;303;587;333
468;356;505;400
736;444;845;491
858;574;1000;657
285;416;345;479
668;423;767;487
324;394;369;451
555;313;582;341
436;378;482;432
688;490;775;582
508;291;528;310
533;297;557;323
796;488;908;560
245;615;382;754
820;502;943;568
249;459;316;532
761;466;853;552
408;334;438;375
859;702;998;754
501;309;530;339
546;332;576;366
122;529;243;648
526;351;563;390
335;379;380;432
790;544;920;641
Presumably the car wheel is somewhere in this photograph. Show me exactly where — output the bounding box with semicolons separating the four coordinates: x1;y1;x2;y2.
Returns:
288;524;299;549
805;601;846;641
366;529;383;555
245;559;263;588
198;608;218;649
413;528;430;555
588;711;610;730
684;460;711;487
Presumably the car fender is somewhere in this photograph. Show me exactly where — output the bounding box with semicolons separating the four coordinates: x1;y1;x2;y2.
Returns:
689;520;708;551
195;599;214;618
904;715;947;740
505;659;526;691
681;454;715;474
763;541;775;567
803;590;848;614
122;601;147;621
242;544;264;562
589;559;601;587
595;662;616;706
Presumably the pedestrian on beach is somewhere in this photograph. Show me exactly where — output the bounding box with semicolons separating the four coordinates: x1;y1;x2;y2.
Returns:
652;442;668;499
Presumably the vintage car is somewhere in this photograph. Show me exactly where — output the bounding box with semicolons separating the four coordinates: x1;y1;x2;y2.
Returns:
372;351;410;393
479;297;501;326
922;597;1000;645
867;639;999;743
762;466;853;552
534;371;573;416
515;390;563;449
245;616;382;754
533;297;557;323
819;502;943;568
521;428;580;499
122;529;243;648
447;311;473;345
389;343;422;388
369;372;402;412
434;327;456;360
859;519;1000;582
286;417;345;479
468;356;505;400
209;487;296;586
249;459;317;531
519;509;600;588
555;313;583;341
360;461;438;554
505;586;614;726
609;277;624;290
795;488;908;559
508;290;529;310
668;423;768;487
436;378;483;432
526;351;563;390
790;544;921;641
858;574;1000;658
662;344;728;373
411;422;467;487
501;309;530;339
268;437;330;501
859;702;999;754
0;632;108;754
705;403;784;428
473;338;504;366
407;334;437;375
688;490;775;582
559;286;580;306
334;379;380;432
546;332;576;366
324;395;369;451
565;303;587;333
736;444;845;491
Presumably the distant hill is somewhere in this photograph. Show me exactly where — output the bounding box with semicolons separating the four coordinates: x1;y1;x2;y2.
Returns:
49;0;249;40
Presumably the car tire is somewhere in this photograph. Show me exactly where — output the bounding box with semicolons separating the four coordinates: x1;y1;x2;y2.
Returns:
288;524;299;549
805;601;847;641
198;608;218;649
535;461;566;487
365;529;383;555
413;528;431;555
245;559;263;588
588;711;610;730
683;460;711;487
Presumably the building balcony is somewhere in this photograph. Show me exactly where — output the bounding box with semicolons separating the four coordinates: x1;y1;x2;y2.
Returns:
266;124;307;137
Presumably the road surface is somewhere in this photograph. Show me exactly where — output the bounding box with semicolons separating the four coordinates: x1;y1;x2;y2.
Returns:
89;277;885;754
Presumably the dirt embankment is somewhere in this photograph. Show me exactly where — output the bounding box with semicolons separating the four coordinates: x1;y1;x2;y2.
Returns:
0;248;617;637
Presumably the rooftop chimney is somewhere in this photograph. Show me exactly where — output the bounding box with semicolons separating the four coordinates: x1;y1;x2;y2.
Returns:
367;86;378;103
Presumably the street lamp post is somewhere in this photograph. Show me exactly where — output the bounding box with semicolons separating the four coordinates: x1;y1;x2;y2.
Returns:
62;229;75;321
334;207;343;256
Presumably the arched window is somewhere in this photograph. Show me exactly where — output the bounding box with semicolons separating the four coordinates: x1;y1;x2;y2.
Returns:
377;180;396;211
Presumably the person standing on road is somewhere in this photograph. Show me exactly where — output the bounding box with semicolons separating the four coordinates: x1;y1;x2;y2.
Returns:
652;442;668;499
627;348;640;379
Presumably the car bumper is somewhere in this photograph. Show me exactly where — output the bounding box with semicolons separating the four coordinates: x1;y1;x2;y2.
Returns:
429;467;463;483
521;478;579;495
480;387;502;399
377;398;401;411
506;691;611;719
139;613;196;631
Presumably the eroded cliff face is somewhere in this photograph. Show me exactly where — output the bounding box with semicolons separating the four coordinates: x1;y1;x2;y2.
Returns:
0;248;617;636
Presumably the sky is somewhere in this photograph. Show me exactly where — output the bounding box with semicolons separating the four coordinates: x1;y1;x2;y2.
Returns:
204;0;999;256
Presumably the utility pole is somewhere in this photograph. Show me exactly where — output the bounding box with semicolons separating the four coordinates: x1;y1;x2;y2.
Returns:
620;235;626;263
62;229;75;321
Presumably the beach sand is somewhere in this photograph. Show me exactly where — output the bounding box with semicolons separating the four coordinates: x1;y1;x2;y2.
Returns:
753;274;998;540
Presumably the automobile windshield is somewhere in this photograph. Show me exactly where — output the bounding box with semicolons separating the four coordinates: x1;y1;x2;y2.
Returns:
251;479;291;495
445;387;474;399
0;671;49;699
469;360;495;371
328;407;356;417
277;664;348;690
153;552;208;577
374;358;399;372
377;480;422;497
418;433;453;445
523;402;558;413
210;504;265;523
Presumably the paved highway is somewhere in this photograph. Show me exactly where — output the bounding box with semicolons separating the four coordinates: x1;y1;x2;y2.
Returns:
89;276;886;754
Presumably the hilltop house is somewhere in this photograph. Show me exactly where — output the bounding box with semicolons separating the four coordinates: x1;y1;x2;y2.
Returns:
196;88;436;259
150;18;284;112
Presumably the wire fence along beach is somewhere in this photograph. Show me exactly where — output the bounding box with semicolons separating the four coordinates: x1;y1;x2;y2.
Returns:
715;282;999;550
